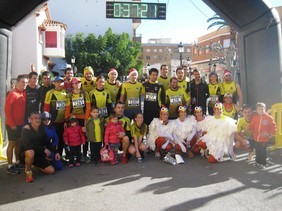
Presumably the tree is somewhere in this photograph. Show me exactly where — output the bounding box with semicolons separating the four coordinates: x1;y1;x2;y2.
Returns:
65;28;143;79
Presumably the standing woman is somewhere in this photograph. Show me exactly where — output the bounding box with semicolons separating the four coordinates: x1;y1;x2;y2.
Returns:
207;72;222;115
65;77;91;161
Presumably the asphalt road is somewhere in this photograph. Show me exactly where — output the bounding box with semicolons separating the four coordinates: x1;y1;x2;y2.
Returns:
0;148;282;211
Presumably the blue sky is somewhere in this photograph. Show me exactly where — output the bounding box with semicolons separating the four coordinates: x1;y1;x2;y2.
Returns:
137;0;282;44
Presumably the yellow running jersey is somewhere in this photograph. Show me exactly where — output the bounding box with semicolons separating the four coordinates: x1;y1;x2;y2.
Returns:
89;88;112;117
104;80;119;103
44;89;68;123
120;81;143;110
80;77;96;94
157;76;170;91
165;88;190;119
237;117;253;139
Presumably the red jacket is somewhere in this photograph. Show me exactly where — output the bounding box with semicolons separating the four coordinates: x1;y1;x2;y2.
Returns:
104;121;124;144
63;125;86;146
5;88;26;127
249;112;277;142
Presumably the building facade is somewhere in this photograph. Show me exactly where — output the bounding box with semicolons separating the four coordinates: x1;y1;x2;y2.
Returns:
11;3;67;78
141;38;192;76
191;27;234;78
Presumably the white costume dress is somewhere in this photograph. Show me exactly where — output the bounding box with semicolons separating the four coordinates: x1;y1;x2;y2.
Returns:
172;115;197;152
200;115;237;161
147;118;174;151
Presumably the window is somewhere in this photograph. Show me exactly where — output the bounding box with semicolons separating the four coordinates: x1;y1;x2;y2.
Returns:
45;31;57;48
159;49;163;52
146;56;150;60
154;49;157;52
146;49;151;52
186;48;190;53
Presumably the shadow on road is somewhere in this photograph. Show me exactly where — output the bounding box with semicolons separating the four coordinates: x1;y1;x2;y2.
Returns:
0;149;282;209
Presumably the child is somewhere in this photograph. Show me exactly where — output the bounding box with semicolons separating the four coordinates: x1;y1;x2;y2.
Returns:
85;106;105;164
104;113;125;165
248;102;277;166
41;112;63;170
129;113;148;163
63;116;86;168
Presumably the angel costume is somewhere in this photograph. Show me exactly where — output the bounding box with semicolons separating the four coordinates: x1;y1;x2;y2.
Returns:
147;118;174;151
200;115;237;161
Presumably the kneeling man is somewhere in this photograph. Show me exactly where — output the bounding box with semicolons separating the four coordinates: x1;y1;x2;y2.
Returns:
21;112;60;182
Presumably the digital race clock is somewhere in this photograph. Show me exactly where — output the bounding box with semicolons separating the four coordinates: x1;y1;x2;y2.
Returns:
106;1;166;20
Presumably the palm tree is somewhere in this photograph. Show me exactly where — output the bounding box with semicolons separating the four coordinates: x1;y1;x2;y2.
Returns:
207;14;228;31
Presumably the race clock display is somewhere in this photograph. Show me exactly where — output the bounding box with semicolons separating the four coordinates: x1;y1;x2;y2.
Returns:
106;1;166;20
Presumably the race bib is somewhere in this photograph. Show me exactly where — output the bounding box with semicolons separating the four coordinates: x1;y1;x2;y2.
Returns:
169;96;181;105
128;97;139;107
72;97;85;108
99;107;108;116
145;92;157;102
56;100;66;110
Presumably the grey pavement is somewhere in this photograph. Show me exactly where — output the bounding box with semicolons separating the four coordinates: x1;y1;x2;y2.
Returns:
0;148;282;211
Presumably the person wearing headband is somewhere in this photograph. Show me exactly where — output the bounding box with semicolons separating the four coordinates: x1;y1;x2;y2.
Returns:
172;105;197;158
197;103;237;163
146;106;175;159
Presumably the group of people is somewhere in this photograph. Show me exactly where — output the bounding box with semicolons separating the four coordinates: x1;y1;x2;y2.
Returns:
4;64;277;183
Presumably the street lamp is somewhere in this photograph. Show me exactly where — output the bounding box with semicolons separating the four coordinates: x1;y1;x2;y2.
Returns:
71;55;76;73
178;42;184;66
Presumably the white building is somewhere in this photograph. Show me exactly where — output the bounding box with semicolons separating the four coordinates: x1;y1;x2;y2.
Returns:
11;3;67;78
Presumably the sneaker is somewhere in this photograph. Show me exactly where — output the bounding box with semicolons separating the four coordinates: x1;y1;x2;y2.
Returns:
247;150;255;160
14;163;25;169
6;166;20;175
68;164;74;168
155;152;161;159
25;171;34;183
138;157;143;163
121;155;128;164
75;162;81;167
